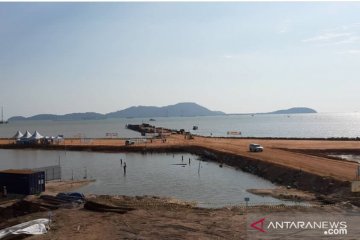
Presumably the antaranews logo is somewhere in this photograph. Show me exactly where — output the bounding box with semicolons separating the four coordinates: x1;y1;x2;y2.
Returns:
250;218;266;233
250;217;347;236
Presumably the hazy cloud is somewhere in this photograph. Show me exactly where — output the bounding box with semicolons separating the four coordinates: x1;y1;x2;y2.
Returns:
336;49;360;55
278;20;291;34
302;23;360;45
337;22;360;31
302;32;353;43
223;54;243;59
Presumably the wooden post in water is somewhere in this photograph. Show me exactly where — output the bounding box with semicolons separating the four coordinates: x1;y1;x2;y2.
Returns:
58;155;61;181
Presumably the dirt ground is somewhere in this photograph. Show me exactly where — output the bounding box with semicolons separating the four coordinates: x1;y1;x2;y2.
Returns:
44;180;95;195
1;194;357;240
1;195;245;240
0;181;326;240
186;136;359;181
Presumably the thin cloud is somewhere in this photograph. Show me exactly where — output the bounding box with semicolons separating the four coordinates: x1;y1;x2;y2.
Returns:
278;21;291;34
336;49;360;55
302;23;360;45
302;32;353;43
223;54;244;59
278;26;288;34
333;36;360;44
337;22;360;31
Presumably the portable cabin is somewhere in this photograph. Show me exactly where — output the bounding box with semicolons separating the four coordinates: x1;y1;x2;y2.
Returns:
0;169;45;195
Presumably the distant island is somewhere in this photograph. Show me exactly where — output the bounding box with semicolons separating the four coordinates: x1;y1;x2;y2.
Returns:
228;107;317;116
8;104;317;122
9;102;225;121
265;107;317;114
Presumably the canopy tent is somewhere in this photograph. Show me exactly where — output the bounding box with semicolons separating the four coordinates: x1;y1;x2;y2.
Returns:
30;131;44;140
21;131;32;139
53;135;64;144
12;131;23;139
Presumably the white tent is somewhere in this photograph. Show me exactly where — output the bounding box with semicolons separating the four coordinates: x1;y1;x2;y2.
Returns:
30;131;44;140
21;131;32;139
12;131;23;139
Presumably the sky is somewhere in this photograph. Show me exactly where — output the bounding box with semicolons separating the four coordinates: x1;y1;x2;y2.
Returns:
1;2;360;117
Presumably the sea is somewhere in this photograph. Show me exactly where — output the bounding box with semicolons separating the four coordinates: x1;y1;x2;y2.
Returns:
0;112;360;139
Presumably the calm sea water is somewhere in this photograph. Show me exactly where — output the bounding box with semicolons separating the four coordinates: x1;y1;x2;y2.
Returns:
0;149;286;207
0;113;360;138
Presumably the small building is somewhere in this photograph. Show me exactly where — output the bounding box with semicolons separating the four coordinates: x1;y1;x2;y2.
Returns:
0;169;45;195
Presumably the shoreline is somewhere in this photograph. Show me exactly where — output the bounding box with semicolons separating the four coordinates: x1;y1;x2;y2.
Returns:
2;136;360;142
43;179;96;195
247;186;317;202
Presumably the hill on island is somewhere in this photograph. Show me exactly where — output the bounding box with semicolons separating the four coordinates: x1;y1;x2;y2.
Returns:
106;102;224;118
9;102;225;121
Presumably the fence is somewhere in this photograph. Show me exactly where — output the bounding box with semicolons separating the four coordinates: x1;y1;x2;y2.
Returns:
32;165;61;181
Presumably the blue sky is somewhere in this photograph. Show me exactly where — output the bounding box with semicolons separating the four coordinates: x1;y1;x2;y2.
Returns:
1;2;360;117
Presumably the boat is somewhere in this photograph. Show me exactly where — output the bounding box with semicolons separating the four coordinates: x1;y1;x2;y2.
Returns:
0;107;8;124
193;126;198;130
149;118;156;121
